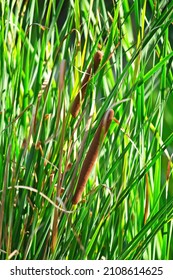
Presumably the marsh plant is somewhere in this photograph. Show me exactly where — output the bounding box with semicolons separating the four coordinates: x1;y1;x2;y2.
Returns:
0;0;173;260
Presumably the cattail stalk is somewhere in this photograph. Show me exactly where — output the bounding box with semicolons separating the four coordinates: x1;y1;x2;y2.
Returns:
72;109;114;204
70;50;103;118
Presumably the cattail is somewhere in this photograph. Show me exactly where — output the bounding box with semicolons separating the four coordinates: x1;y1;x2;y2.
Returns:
166;159;171;181
72;109;114;204
70;50;103;118
59;59;66;92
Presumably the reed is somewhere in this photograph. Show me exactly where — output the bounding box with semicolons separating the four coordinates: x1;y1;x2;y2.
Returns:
72;109;114;204
1;0;173;260
70;50;103;118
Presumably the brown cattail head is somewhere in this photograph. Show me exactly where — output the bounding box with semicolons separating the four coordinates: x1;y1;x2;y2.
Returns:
93;50;103;72
70;50;103;118
59;59;66;92
72;108;114;204
166;159;171;181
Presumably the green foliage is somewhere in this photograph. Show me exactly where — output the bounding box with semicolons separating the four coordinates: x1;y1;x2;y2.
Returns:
0;0;173;260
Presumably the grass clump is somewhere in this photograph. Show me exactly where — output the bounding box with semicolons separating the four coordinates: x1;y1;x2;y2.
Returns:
0;0;173;260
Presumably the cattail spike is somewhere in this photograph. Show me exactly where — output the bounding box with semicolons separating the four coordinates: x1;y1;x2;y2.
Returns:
70;50;103;118
72;109;114;204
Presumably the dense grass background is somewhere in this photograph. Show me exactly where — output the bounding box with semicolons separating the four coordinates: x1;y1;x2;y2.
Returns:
0;0;173;260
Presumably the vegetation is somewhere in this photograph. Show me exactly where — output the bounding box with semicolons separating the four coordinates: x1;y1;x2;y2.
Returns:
0;0;173;260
